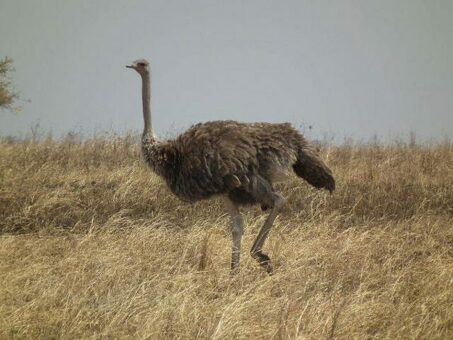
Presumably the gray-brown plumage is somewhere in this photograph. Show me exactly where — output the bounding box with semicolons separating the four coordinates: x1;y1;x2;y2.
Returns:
126;59;335;274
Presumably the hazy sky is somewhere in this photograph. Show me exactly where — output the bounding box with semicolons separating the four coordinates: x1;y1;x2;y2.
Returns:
1;0;452;142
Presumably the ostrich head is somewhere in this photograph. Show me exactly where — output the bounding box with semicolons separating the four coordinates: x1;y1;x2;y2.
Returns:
126;59;150;76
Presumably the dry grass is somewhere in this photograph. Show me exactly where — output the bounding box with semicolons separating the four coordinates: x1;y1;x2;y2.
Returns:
0;136;452;339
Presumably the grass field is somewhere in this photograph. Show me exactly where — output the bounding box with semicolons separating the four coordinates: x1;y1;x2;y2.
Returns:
1;136;452;339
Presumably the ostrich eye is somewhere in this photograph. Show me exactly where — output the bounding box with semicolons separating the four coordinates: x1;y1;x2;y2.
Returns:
138;62;146;66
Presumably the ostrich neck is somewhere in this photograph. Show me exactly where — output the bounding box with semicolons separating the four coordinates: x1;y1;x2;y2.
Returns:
141;72;152;136
140;71;163;173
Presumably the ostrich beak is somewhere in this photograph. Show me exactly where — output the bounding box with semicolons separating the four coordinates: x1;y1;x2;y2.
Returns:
125;65;133;69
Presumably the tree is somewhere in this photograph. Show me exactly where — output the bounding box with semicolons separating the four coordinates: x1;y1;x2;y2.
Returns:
0;57;19;111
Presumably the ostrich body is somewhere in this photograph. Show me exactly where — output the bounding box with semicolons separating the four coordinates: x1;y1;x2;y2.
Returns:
126;59;335;273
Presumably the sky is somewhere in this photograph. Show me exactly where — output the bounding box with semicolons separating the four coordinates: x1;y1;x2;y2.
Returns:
1;0;452;142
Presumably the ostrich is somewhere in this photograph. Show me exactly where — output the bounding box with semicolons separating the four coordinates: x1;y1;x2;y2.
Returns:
126;59;335;274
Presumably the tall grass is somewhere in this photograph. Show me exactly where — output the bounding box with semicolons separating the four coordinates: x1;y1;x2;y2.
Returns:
0;137;452;339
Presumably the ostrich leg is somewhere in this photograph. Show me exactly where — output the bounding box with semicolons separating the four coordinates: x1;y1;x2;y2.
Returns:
225;198;244;273
251;193;285;274
249;177;286;274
